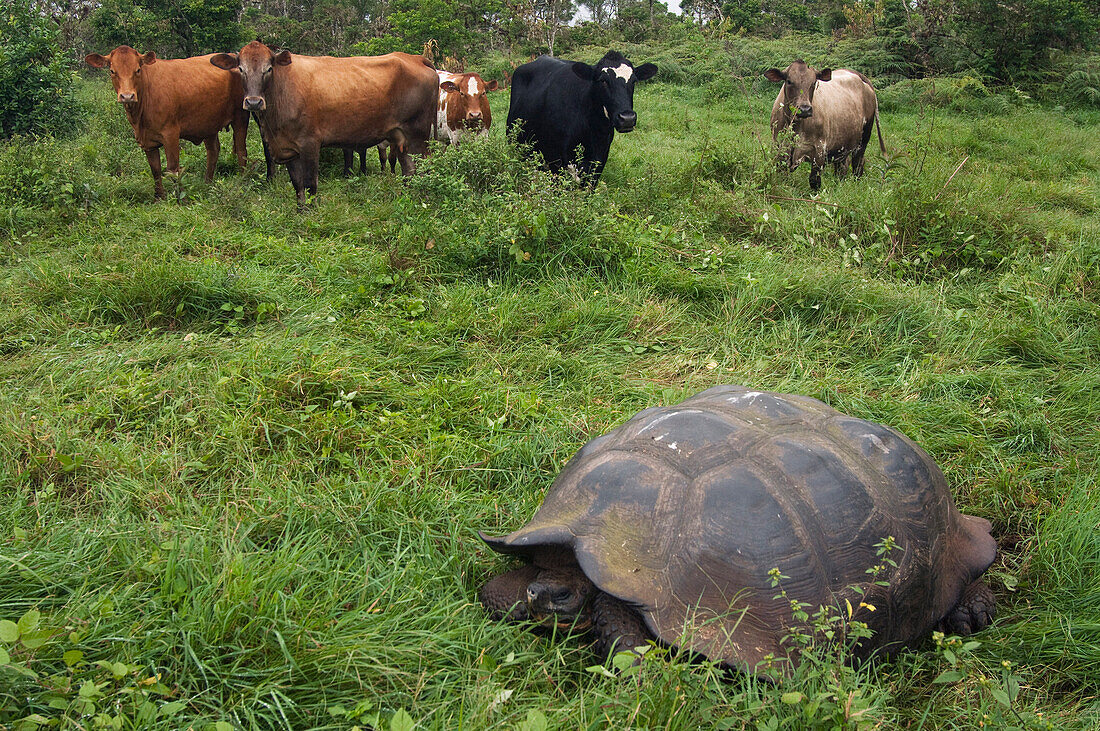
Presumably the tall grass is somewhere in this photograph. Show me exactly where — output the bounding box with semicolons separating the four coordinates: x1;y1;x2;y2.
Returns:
0;61;1098;729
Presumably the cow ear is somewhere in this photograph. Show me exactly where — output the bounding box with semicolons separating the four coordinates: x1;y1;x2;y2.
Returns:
440;80;459;93
571;62;596;81
141;51;157;64
274;50;293;66
485;79;499;91
634;63;658;81
764;68;786;82
210;53;239;70
85;53;109;69
816;68;832;82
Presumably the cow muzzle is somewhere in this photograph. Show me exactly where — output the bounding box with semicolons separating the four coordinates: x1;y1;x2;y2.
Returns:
614;111;637;133
796;105;813;119
243;96;266;112
117;93;137;104
463;114;483;130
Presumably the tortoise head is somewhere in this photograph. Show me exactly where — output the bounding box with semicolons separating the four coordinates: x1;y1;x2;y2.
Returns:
526;565;598;631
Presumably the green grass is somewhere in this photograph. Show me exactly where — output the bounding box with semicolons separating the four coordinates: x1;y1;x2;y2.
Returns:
0;57;1098;729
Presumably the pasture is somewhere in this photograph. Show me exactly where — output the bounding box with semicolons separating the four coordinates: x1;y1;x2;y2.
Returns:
1;58;1099;730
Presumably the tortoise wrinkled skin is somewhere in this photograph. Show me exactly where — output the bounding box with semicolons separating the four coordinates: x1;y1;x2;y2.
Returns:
479;385;997;672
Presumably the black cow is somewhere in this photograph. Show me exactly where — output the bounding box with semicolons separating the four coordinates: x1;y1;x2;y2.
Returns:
507;50;657;187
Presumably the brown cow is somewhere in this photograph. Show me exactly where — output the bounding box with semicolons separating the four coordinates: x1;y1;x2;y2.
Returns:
765;60;885;191
210;42;438;202
375;70;500;173
85;46;250;199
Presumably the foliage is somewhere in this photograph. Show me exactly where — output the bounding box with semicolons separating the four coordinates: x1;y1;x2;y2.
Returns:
90;0;245;56
0;0;81;139
937;0;1100;82
0;65;1098;730
358;0;468;57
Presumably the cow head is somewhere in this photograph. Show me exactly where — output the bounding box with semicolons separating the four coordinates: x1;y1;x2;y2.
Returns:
210;41;291;112
764;60;832;120
85;46;157;106
571;51;658;133
439;73;499;131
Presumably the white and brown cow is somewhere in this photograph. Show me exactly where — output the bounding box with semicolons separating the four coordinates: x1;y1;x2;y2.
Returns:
377;69;499;171
436;70;498;144
765;59;885;191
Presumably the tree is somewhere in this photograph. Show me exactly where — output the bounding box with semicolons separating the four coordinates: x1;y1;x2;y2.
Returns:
361;0;467;57
510;0;574;55
0;0;80;138
90;0;245;57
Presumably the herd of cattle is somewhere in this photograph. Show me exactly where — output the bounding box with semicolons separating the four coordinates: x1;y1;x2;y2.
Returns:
85;42;884;201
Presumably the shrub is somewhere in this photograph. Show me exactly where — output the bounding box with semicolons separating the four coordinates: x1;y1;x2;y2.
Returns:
0;135;96;209
0;0;81;138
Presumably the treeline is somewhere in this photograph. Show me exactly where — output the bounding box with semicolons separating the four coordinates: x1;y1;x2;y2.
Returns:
3;0;1100;138
26;0;1100;81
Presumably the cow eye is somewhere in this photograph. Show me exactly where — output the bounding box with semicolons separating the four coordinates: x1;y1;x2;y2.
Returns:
134;68;141;74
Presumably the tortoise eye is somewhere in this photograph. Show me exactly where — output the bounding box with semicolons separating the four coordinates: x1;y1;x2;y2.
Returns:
551;588;573;603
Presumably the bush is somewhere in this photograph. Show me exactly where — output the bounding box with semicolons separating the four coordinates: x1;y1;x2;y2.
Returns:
0;1;81;138
0;135;96;209
407;134;633;275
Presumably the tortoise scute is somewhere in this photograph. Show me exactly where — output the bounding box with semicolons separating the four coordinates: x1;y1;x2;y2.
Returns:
480;386;997;672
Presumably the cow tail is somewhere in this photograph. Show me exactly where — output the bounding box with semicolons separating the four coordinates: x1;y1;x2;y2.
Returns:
875;110;886;156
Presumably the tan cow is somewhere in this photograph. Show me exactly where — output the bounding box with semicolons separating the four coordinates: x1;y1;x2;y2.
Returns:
765;60;885;191
376;69;500;172
85;46;250;199
210;41;438;202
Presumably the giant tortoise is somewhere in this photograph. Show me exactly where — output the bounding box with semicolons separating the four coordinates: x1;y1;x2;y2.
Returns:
479;385;997;671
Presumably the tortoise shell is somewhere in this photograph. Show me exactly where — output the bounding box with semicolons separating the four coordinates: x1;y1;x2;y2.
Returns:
482;385;996;670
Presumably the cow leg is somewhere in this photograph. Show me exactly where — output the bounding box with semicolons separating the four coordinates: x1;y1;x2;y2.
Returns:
809;163;822;192
358;146;367;175
260;137;276;182
853;117;874;178
286;157;306;200
342;148;355;178
388;145;398;173
851;148;867;177
163;135;182;176
231;116;248;170
287;142;320;205
587;157;607;190
390;131;416;176
302;143;320;198
145;147;165;200
833;156;848;182
203;135;220;182
251;112;276;182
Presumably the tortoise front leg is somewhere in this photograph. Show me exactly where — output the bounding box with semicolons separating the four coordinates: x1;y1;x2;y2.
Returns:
479;565;540;622
940;580;996;635
591;592;653;661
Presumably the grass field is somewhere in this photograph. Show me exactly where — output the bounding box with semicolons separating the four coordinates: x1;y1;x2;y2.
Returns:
1;57;1099;729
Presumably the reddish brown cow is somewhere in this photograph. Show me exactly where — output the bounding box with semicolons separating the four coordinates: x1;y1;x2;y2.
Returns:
85;46;250;199
210;42;438;202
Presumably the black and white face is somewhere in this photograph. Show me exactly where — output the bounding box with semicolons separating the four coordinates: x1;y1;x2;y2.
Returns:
573;52;658;133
